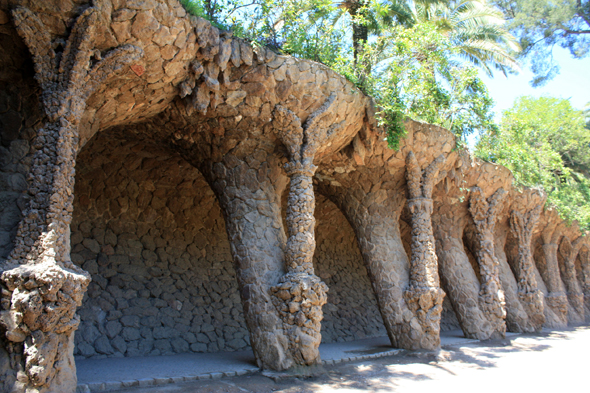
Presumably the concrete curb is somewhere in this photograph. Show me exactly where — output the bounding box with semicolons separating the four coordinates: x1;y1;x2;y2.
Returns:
321;348;404;366
76;366;260;392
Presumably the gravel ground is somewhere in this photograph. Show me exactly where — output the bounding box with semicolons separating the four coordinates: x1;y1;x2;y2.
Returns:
111;326;589;393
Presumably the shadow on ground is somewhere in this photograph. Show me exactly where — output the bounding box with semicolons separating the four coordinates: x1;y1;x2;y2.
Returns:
111;326;589;393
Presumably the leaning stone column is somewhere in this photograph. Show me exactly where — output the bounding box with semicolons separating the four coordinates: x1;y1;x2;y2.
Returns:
269;99;335;365
318;181;417;350
509;195;546;331
433;204;494;340
0;7;140;392
403;152;446;350
541;224;569;325
199;155;294;371
494;227;534;333
467;187;507;337
560;237;585;322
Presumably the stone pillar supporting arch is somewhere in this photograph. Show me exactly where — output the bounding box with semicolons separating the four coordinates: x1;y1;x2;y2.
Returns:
508;190;546;331
403;152;446;349
467;187;507;337
493;225;534;333
1;6;141;392
433;201;496;340
540;221;569;326
267;97;341;366
318;178;417;350
561;236;588;322
197;153;294;371
510;190;546;331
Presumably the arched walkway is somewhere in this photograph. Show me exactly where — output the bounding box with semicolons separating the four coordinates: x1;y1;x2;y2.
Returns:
71;128;250;359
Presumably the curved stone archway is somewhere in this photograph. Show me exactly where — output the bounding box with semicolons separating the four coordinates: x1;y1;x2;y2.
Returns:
71;128;251;358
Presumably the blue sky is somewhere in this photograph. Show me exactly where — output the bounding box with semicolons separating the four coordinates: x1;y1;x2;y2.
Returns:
479;47;590;119
466;47;590;148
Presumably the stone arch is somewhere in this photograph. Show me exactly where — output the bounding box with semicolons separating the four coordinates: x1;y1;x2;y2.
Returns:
431;193;494;340
71;127;251;358
313;194;387;343
531;233;565;327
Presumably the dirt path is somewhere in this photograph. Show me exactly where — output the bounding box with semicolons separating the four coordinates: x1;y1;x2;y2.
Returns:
113;327;589;393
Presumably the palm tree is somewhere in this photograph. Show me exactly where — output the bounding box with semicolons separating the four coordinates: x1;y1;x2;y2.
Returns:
412;0;520;76
331;0;518;75
332;0;416;63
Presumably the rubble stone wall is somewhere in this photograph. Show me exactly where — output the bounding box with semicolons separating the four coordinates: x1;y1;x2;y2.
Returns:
0;79;41;261
1;0;589;390
313;195;387;343
70;130;251;358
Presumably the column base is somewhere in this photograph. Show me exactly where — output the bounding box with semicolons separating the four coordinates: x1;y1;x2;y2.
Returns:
478;283;507;338
566;292;585;322
545;292;569;325
518;289;545;332
271;272;328;366
402;286;445;350
0;261;90;392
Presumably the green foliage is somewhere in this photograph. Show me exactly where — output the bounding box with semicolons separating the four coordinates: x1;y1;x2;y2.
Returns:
180;0;345;64
476;96;590;230
179;1;505;149
492;0;590;86
334;21;499;147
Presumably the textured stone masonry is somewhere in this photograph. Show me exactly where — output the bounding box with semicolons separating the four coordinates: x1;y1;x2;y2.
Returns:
1;1;589;392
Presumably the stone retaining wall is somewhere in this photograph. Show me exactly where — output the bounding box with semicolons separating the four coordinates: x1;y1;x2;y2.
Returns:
71;130;250;358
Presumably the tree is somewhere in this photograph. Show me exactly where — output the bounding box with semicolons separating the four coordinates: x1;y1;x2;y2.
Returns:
334;20;499;147
492;0;590;86
413;0;520;76
476;96;590;230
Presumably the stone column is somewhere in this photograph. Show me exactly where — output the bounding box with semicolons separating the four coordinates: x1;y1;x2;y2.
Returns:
467;187;507;337
199;155;294;371
540;224;569;326
560;237;585;322
509;198;545;331
433;204;495;340
269;98;337;366
0;7;140;393
494;228;534;333
403;152;446;350
319;181;417;350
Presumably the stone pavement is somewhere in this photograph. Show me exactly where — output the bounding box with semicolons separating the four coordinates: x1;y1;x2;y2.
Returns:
76;330;492;392
79;326;589;393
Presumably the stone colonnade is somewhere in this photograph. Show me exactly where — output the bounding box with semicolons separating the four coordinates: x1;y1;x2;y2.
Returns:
1;2;589;393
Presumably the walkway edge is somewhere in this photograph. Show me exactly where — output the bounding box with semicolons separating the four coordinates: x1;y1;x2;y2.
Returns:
77;333;506;392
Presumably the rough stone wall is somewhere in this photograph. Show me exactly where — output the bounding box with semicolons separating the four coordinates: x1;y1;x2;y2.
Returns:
70;129;250;358
0;17;41;262
440;297;461;331
0;17;46;390
313;195;386;343
1;0;590;390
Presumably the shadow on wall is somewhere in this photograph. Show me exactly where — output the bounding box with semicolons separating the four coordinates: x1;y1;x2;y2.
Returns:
313;195;387;343
70;128;250;359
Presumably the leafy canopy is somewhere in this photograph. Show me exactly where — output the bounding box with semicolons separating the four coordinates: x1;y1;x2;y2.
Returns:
334;21;499;147
492;0;590;86
180;0;509;146
476;96;590;230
